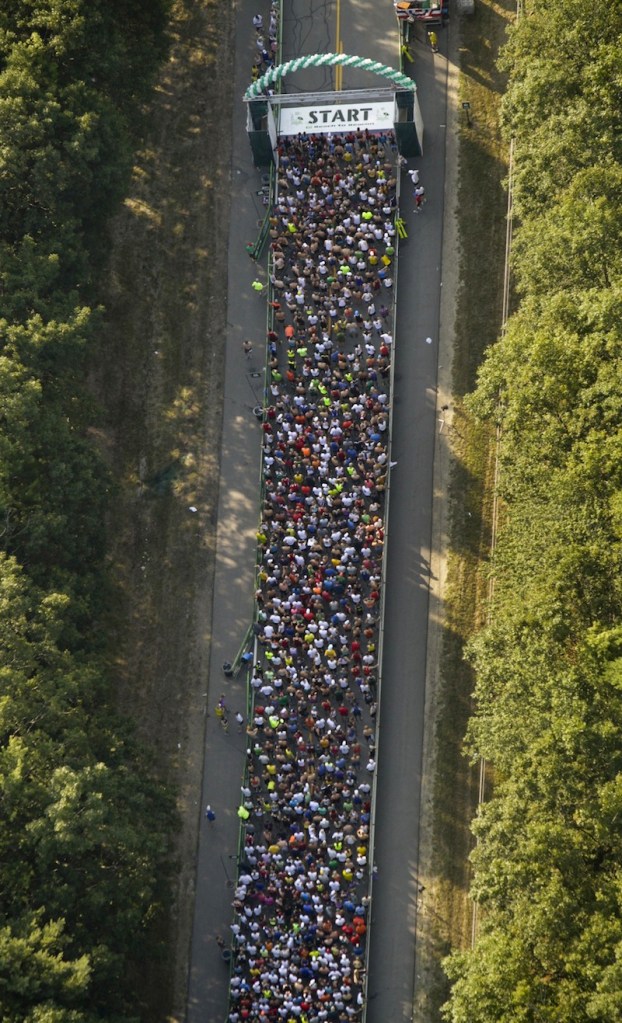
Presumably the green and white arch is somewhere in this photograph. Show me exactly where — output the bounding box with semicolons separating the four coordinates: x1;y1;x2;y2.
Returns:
244;53;416;101
244;53;423;162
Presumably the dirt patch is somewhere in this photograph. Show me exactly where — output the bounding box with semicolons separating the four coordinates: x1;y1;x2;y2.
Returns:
90;1;235;1018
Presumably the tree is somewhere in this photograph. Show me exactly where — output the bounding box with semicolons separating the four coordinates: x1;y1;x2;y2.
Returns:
0;913;93;1023
444;4;622;1019
511;166;622;296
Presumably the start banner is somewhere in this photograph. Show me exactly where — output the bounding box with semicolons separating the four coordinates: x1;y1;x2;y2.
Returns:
279;100;394;136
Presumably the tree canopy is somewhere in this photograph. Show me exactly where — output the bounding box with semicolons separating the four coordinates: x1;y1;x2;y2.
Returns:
0;2;174;1020
443;2;622;1020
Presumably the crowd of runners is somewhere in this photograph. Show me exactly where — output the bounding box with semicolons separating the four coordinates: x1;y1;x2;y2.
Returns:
226;128;403;1023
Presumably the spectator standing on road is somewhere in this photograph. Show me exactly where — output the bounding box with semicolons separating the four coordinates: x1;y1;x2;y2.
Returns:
215;693;229;732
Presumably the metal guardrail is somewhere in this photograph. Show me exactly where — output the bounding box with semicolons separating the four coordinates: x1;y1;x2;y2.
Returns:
247;167;275;261
223;622;255;678
360;157;402;1023
246;206;272;262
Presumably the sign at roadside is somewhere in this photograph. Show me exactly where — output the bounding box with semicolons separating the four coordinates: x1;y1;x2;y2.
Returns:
279;100;394;136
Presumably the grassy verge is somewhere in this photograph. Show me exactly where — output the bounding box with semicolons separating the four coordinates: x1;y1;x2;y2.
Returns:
91;1;235;1018
415;0;515;1016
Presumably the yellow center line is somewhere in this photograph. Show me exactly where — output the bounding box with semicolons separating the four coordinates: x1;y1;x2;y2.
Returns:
335;0;342;91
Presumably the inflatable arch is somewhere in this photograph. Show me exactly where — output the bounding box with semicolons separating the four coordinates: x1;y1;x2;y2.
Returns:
244;53;416;101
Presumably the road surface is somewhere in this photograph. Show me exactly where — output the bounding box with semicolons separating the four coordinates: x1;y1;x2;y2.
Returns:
186;4;452;1022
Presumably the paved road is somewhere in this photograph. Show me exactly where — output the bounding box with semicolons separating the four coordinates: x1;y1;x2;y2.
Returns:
186;4;451;1022
185;10;271;1021
366;23;450;1023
